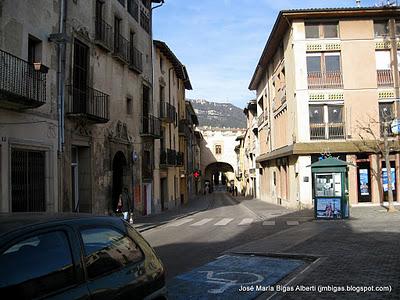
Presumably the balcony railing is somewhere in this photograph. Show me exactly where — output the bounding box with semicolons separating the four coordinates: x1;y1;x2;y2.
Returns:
160;101;176;123
307;71;343;89
129;45;143;73
310;122;345;140
258;112;264;127
140;114;161;138
66;85;110;123
160;149;177;167
94;18;113;51
176;151;184;167
113;33;129;63
377;69;393;87
0;49;47;109
179;119;191;137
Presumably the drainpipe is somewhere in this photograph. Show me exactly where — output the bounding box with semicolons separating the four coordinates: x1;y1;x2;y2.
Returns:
151;1;164;115
57;0;67;155
168;66;174;150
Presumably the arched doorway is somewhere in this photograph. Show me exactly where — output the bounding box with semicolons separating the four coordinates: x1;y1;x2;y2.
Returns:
112;151;128;211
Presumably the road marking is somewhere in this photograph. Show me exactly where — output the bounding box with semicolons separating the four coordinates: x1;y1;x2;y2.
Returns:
214;218;234;226
190;218;213;226
286;221;299;226
263;220;276;226
199;270;264;294
166;218;194;227
238;218;253;226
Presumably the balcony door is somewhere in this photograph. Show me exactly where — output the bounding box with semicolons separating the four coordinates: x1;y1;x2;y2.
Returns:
73;40;88;113
309;104;344;140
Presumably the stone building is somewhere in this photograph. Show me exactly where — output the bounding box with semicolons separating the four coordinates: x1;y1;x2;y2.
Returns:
200;127;245;190
0;0;163;214
249;6;400;209
152;40;193;212
0;1;59;212
61;0;162;215
243;100;260;198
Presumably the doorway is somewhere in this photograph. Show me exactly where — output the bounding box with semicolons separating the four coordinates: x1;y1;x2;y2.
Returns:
112;151;127;211
160;177;168;211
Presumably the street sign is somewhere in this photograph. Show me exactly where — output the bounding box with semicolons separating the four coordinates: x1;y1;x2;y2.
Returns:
391;119;400;135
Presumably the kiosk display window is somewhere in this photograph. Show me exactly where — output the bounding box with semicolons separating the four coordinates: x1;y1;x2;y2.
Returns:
315;173;342;197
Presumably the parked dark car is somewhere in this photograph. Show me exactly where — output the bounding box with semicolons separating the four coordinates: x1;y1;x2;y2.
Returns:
0;213;167;300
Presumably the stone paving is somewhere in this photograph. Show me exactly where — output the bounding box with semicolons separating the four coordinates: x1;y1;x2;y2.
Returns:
231;206;400;300
132;193;400;299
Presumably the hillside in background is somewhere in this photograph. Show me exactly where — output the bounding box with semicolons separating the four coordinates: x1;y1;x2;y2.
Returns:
189;99;246;128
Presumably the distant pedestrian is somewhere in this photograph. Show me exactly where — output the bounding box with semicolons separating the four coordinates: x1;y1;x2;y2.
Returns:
120;186;131;221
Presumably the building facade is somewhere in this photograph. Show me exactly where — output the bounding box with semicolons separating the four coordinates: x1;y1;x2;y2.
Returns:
153;40;193;212
0;1;59;212
250;7;400;209
243;100;260;198
0;0;164;214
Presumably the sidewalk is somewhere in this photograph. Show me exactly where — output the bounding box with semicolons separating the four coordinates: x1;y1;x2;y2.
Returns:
131;194;211;232
228;194;314;221
229;206;400;299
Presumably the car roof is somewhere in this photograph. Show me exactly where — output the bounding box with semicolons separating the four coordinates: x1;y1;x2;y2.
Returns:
0;213;122;237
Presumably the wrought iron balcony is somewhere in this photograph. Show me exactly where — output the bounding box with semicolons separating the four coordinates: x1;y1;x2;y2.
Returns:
160;101;176;123
94;17;113;51
66;85;110;123
257;112;264;127
307;71;343;89
140;114;161;138
377;69;393;87
179;119;191;138
176;151;184;167
113;33;129;63
0;49;47;110
310;122;345;140
129;45;143;73
160;149;177;167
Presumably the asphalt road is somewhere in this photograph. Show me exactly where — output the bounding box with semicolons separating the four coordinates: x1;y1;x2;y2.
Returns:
142;190;305;281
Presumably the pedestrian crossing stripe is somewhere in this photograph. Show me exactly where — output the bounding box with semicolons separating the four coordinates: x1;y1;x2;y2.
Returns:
214;218;234;226
163;218;302;227
238;218;253;226
166;218;194;227
190;218;213;226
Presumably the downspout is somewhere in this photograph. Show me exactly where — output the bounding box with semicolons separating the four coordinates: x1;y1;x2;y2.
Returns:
151;0;164;115
57;0;66;154
168;66;173;150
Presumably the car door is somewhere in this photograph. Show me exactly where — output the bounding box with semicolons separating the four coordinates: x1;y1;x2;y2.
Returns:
0;226;90;300
79;225;147;300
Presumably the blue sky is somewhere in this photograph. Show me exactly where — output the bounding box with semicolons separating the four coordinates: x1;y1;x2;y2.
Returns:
153;0;378;108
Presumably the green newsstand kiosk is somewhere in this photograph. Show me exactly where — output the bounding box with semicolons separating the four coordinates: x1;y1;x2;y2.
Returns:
311;157;350;219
